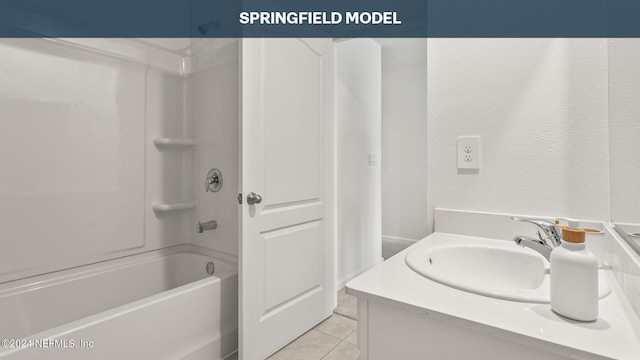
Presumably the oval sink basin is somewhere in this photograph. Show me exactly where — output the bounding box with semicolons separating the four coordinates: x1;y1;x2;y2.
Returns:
405;238;611;303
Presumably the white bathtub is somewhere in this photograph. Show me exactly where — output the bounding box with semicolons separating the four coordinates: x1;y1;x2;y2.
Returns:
0;245;238;360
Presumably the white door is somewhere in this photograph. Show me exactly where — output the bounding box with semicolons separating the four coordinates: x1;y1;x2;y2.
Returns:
239;38;335;360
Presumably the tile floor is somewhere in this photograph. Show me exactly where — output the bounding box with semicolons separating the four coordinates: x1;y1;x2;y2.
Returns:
333;288;357;320
266;288;359;360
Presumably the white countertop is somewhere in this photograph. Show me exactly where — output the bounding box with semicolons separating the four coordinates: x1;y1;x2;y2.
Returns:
346;232;640;360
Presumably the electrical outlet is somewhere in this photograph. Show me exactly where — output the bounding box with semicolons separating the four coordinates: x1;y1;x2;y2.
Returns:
457;136;480;170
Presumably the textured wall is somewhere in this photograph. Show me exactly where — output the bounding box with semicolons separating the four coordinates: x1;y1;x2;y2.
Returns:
427;39;610;232
608;39;640;224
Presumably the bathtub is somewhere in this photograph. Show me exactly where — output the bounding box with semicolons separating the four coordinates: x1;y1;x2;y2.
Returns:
0;245;238;360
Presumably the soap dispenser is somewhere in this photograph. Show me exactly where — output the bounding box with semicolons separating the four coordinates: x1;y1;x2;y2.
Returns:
550;218;598;321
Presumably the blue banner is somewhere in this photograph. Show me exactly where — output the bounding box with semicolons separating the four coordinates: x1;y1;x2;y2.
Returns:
0;0;639;38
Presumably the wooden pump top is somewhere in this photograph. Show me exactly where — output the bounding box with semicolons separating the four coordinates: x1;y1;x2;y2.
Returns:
561;227;586;243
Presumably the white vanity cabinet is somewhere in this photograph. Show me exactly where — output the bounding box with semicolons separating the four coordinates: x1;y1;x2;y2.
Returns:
347;230;640;360
355;298;571;360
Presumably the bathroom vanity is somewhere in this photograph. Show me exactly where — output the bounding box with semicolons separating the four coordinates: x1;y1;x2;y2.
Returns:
347;210;640;359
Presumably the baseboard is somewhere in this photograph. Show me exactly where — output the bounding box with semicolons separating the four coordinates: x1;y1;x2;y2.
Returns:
382;235;420;245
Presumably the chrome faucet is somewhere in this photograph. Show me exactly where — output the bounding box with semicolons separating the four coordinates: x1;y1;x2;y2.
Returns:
511;217;562;261
197;220;218;233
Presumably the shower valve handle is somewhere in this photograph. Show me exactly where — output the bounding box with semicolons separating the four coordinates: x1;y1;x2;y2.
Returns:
246;192;263;205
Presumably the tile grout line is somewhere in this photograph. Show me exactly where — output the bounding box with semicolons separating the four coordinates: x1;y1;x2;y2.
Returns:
315;327;356;342
272;289;358;359
332;310;357;321
344;329;357;345
314;314;357;341
314;312;358;359
318;339;345;360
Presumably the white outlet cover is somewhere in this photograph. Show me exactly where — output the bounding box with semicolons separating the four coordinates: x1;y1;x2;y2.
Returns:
457;136;480;170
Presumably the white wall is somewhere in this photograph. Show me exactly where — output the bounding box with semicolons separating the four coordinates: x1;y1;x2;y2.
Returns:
336;39;382;287
608;39;640;224
0;39;190;283
427;39;610;233
189;39;240;256
378;39;428;243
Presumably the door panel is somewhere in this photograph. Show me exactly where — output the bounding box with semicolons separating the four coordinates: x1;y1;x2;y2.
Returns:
264;220;323;310
262;40;323;206
240;38;335;360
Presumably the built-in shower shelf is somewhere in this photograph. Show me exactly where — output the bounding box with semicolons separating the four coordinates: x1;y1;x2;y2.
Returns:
152;137;196;151
152;201;196;212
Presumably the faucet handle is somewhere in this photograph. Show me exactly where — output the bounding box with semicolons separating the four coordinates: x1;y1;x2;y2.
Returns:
511;216;555;227
511;216;562;247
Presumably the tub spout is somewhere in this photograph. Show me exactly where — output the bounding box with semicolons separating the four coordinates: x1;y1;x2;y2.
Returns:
197;220;217;233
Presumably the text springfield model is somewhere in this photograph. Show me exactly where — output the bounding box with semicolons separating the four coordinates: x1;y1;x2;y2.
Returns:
239;11;402;25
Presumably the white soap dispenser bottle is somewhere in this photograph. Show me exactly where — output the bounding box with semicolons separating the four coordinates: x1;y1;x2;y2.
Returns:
550;219;598;321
